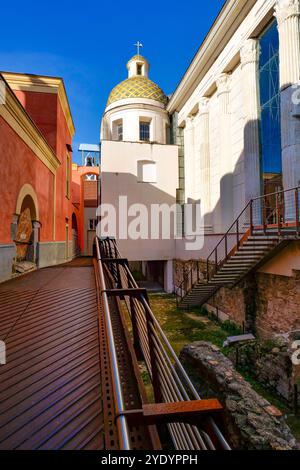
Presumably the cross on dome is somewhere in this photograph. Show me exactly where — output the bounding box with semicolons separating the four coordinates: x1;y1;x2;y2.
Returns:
134;41;143;56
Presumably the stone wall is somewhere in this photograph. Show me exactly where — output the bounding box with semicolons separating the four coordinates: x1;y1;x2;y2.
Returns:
255;271;300;339
180;341;299;450
174;259;300;339
0;244;15;283
227;333;300;404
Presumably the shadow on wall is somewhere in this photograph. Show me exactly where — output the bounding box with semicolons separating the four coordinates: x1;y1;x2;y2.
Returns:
99;171;177;262
99;119;264;260
179;119;264;260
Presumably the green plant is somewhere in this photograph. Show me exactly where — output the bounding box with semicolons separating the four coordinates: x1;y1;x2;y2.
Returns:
131;270;145;282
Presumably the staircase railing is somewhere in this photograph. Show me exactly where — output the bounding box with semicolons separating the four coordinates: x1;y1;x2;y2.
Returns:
176;186;300;303
208;186;300;281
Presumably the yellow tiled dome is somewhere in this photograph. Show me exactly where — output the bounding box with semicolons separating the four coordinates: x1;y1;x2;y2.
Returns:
107;76;168;106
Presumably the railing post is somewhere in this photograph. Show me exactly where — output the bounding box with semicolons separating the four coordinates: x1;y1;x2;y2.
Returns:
236;220;240;248
215;248;218;276
225;235;228;260
207;259;210;283
277;193;282;237
263;198;267;235
295;188;299;236
130;297;143;361
250;200;253;235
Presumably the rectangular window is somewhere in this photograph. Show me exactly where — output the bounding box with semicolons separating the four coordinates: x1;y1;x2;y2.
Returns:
259;20;282;198
66;152;70;199
140;121;150;141
137;64;142;75
117;123;123;141
89;219;97;230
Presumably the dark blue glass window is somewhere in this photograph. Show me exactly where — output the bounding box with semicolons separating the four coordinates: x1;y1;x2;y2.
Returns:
259;21;282;177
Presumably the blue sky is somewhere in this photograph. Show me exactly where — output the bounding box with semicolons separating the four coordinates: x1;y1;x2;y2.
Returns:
0;0;224;164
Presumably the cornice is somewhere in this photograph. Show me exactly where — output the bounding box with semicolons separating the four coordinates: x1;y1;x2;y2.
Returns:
1;72;75;138
167;0;257;113
0;76;60;174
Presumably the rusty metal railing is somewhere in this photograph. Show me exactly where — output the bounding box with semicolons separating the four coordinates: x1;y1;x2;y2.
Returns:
176;186;300;304
97;237;231;451
95;237;131;450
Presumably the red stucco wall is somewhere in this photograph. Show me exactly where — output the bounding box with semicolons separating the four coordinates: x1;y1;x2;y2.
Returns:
0;85;74;250
0;116;54;243
13;90;57;152
54;98;73;242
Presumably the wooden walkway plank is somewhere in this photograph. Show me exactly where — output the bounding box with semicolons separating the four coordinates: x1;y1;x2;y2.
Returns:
0;259;104;450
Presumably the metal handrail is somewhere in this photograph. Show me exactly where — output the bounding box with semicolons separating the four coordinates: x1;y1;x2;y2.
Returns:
95;237;131;450
207;186;300;280
99;237;231;450
175;186;300;303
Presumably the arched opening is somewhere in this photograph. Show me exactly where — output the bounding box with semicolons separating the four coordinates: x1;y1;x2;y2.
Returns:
14;186;40;273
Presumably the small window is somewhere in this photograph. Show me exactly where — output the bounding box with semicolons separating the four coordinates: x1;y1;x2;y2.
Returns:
140;121;150;141
137;161;157;183
117;123;123;141
113;120;123;141
89;219;97;230
85;156;93;166
137;64;142;75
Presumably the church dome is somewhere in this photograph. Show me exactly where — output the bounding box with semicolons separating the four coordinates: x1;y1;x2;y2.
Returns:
107;75;168;106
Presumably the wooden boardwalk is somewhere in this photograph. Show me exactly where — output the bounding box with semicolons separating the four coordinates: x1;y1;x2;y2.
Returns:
0;259;104;450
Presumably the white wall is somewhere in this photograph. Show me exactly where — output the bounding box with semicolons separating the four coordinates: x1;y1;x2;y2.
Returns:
100;141;178;261
102;100;169;145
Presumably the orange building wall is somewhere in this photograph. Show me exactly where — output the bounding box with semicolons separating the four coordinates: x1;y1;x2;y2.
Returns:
13;90;57;152
72;166;99;252
54;98;73;242
0;116;55;243
11;89;73;243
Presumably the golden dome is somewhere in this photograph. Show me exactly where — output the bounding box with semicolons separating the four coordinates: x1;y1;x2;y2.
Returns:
107;76;168;106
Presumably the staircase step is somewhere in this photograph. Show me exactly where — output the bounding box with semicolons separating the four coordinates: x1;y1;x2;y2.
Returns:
179;224;285;308
232;254;262;259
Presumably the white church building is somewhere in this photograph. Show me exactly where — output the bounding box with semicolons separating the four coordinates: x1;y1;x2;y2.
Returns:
100;0;300;339
100;53;178;292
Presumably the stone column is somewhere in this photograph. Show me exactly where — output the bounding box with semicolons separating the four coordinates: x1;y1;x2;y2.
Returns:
240;39;261;201
217;73;233;232
275;0;300;218
240;39;262;225
184;116;195;203
198;97;212;232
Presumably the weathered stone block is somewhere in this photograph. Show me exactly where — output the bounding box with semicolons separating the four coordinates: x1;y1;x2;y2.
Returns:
180;341;299;450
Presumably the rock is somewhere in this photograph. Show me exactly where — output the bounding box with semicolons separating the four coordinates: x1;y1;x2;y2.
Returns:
272;348;280;354
180;341;299;450
264;405;282;417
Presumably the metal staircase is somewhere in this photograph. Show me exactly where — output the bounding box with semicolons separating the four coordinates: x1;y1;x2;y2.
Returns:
176;187;300;309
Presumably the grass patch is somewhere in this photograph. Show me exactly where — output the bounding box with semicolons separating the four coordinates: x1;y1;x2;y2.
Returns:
148;293;229;355
148;293;300;442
